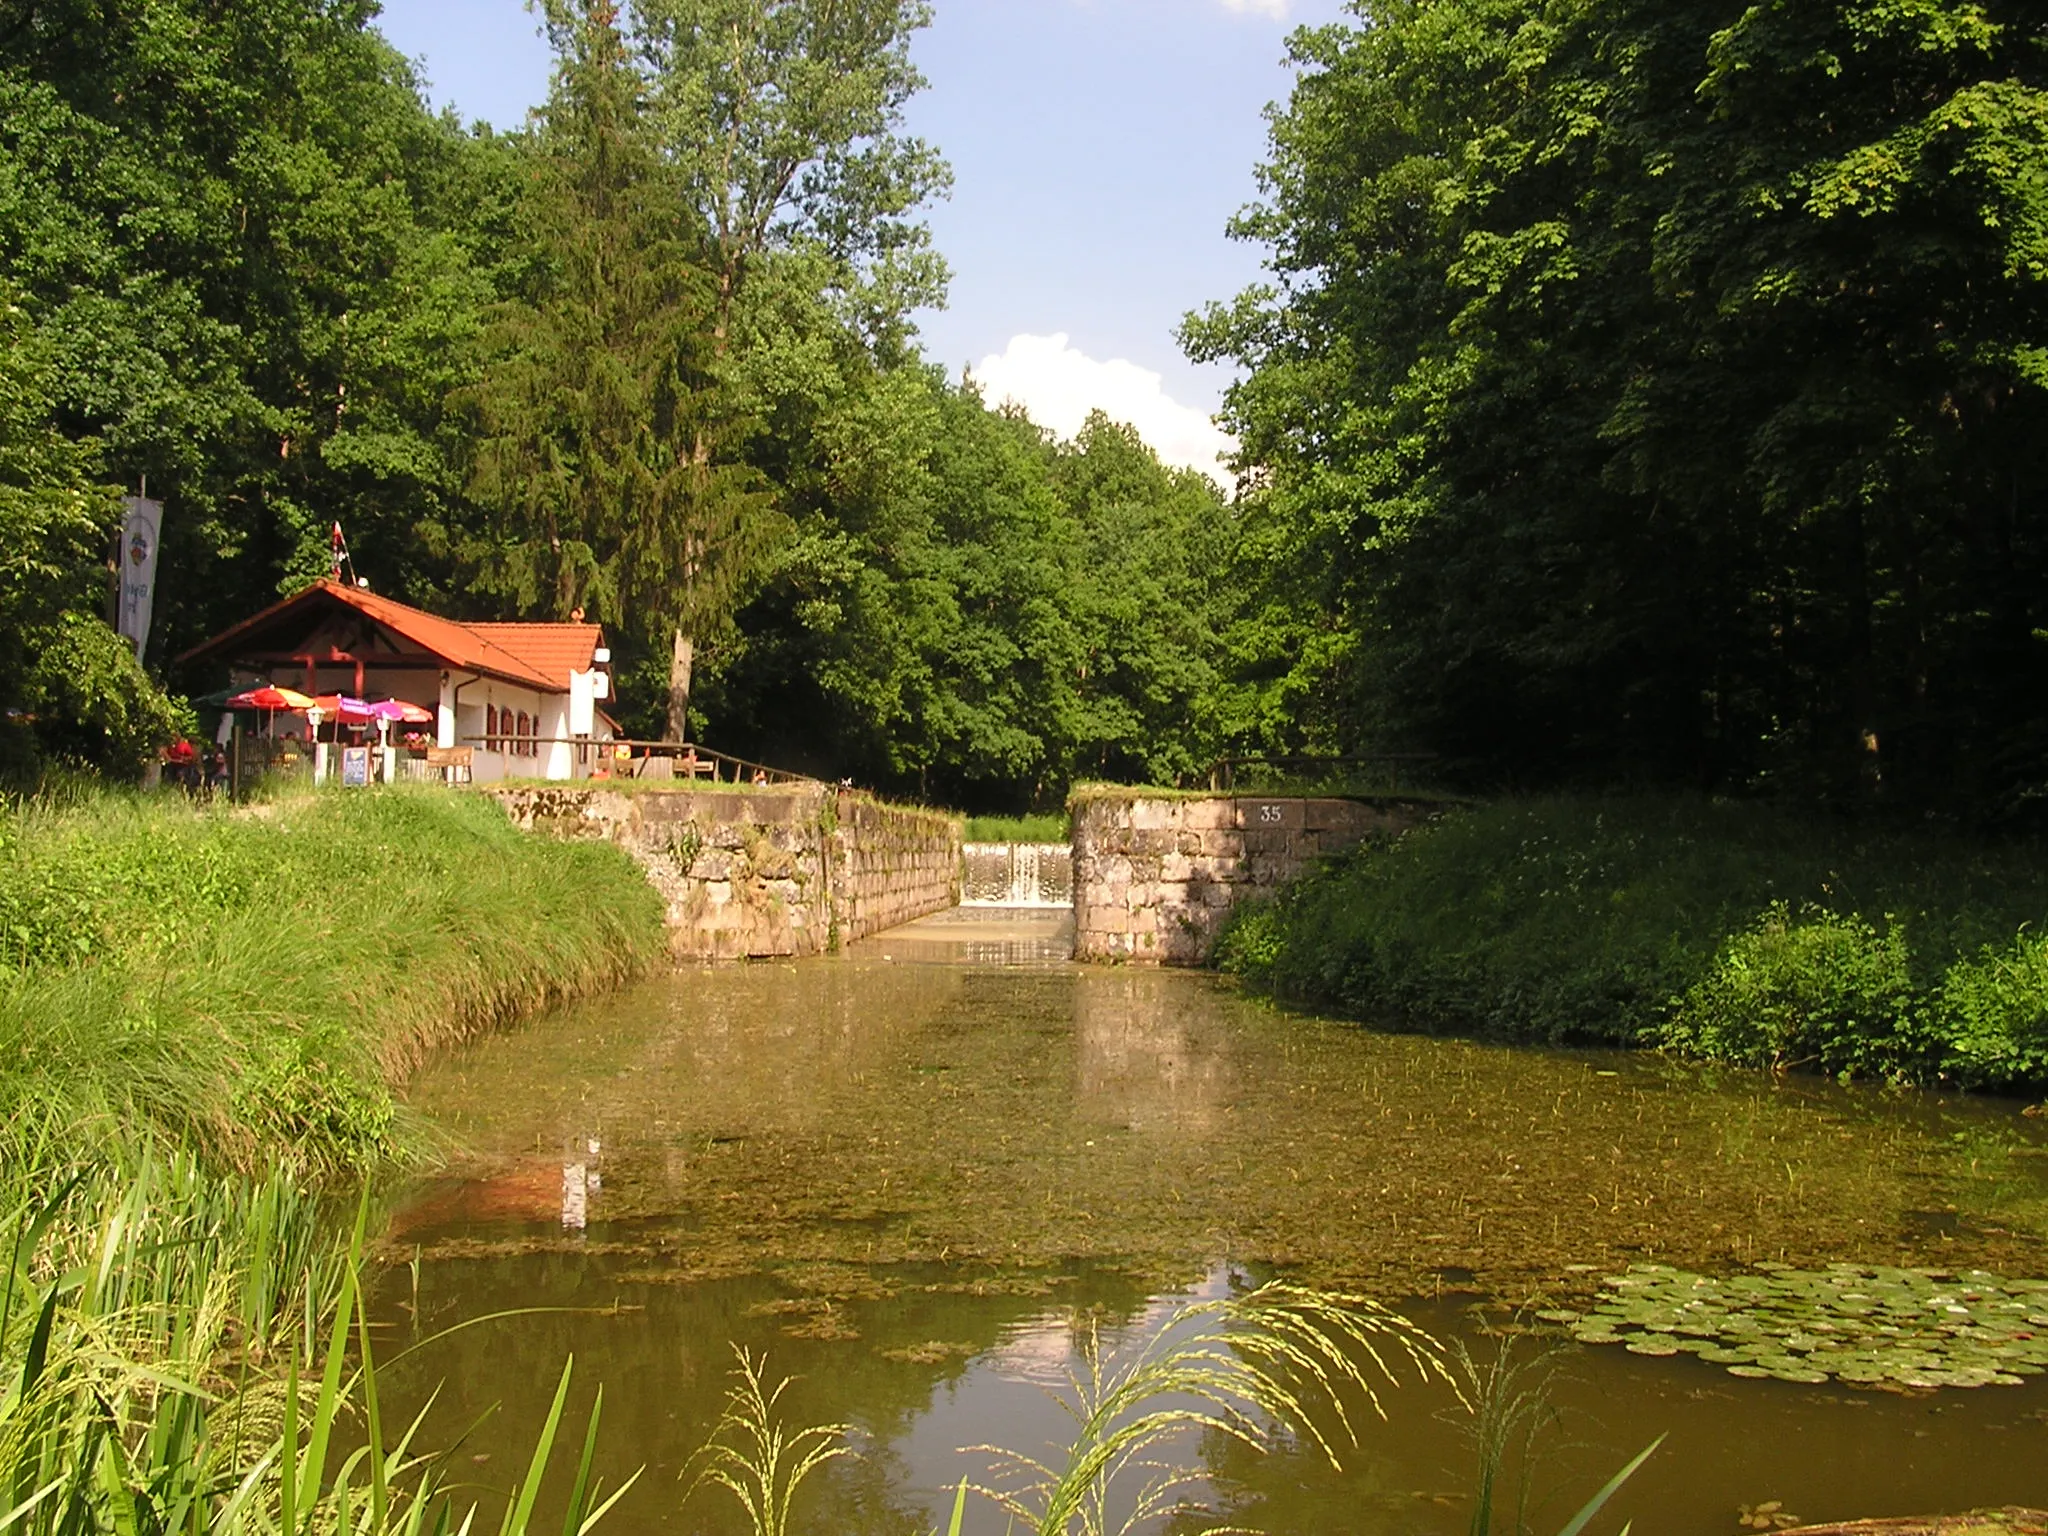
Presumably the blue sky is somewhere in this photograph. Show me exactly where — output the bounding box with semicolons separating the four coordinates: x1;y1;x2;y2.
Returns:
373;0;1350;473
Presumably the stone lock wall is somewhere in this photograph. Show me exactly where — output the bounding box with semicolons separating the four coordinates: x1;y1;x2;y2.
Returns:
826;793;967;943
492;785;959;959
1070;793;1442;966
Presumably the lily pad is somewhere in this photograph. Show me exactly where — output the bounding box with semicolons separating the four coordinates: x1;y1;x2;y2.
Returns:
1568;1260;2048;1391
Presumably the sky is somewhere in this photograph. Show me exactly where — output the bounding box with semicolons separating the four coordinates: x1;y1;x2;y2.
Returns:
372;0;1352;478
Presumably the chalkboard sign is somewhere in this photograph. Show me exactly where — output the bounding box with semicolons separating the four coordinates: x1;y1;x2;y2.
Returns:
340;746;370;788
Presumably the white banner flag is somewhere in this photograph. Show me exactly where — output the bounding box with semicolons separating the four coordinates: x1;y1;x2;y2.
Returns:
117;496;162;662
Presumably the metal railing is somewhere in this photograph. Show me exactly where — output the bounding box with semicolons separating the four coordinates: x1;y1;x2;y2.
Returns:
459;736;817;787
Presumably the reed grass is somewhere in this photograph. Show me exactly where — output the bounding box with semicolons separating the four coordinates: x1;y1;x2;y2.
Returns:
0;785;665;1193
687;1286;1662;1536
971;1283;1449;1536
687;1350;852;1536
0;1158;633;1536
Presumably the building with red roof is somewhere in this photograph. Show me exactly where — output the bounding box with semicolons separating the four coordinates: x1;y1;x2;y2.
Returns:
179;580;617;783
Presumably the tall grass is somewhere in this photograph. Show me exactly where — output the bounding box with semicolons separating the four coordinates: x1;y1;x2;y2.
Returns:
0;783;659;1536
688;1288;1657;1536
0;785;665;1191
968;1284;1446;1536
1216;795;2048;1091
0;1158;633;1536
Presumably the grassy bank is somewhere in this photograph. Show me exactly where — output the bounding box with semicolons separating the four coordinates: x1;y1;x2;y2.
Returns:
959;811;1067;843
0;784;665;1188
1215;796;2048;1093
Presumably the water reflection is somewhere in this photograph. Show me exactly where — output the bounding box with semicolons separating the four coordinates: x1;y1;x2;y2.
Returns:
395;911;2048;1293
1074;970;1235;1135
379;907;2048;1535
369;1252;2048;1536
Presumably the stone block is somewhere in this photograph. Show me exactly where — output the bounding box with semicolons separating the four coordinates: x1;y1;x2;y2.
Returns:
690;846;735;881
1128;799;1175;833
1201;830;1245;859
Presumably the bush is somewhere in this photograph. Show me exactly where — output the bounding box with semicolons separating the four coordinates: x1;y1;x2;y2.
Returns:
1217;794;2048;1091
1659;905;1921;1079
1935;932;2048;1090
962;811;1067;842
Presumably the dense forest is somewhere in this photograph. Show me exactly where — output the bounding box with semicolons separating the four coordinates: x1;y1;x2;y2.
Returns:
0;0;1242;808
1189;0;2048;813
3;0;2044;815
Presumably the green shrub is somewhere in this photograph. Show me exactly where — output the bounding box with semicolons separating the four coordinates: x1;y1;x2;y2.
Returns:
1935;931;2048;1090
1213;898;1287;981
962;811;1067;842
1219;794;2048;1089
1659;905;1921;1079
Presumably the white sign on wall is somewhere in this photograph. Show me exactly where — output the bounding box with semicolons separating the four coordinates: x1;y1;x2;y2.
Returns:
117;496;163;662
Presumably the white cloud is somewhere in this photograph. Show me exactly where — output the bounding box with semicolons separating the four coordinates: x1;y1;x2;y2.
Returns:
1216;0;1292;17
969;333;1236;486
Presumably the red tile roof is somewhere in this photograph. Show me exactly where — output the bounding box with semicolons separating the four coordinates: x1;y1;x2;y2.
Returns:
179;581;603;693
467;624;601;686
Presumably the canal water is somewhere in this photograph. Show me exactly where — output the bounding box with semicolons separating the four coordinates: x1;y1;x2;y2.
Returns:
378;909;2048;1535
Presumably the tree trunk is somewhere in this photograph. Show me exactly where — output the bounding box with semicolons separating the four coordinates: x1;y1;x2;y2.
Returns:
667;627;693;743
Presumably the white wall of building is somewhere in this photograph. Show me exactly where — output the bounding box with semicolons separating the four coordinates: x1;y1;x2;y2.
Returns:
433;671;608;783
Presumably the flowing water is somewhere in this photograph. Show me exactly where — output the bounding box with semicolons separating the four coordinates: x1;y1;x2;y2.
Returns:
377;908;2048;1535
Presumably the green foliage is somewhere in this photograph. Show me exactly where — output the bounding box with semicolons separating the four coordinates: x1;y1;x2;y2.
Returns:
1189;0;2048;810
0;0;519;662
0;298;189;775
961;813;1067;844
1934;930;2048;1087
714;392;1238;808
0;786;664;1179
461;0;772;699
0;1159;633;1536
1662;905;1921;1079
1219;795;2048;1089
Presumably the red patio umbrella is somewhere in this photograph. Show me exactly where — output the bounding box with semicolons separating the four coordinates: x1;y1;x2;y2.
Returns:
226;685;316;711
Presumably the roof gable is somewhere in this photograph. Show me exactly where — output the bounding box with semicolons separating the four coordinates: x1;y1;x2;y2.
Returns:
179;581;604;693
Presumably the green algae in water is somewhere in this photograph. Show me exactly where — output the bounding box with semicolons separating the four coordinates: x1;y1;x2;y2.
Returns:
1566;1263;2048;1390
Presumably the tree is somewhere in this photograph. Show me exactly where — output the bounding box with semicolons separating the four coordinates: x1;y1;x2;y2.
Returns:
707;385;1237;808
0;294;187;774
632;0;951;737
0;0;514;665
462;0;770;686
1187;0;2048;809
